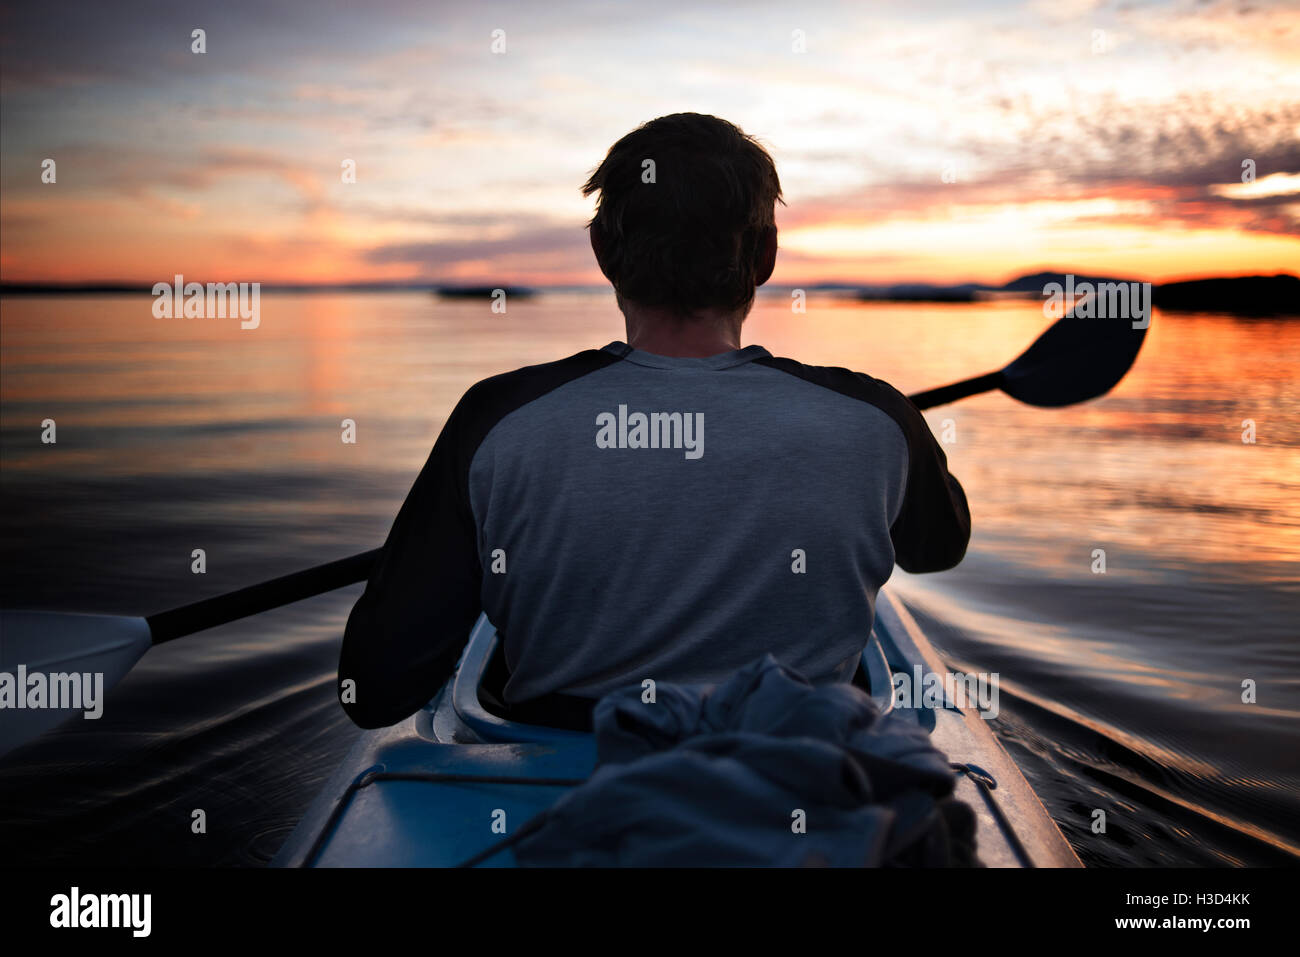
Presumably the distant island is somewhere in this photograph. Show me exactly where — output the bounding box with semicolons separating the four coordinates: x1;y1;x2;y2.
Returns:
1152;275;1298;316
852;271;1140;303
434;285;537;299
851;271;1297;315
853;283;984;302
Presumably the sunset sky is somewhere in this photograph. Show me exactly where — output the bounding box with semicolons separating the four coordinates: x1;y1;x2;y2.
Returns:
1;0;1297;287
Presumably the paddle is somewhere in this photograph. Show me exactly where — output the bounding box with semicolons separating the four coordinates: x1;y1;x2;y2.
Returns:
0;306;1147;755
0;550;381;757
909;305;1148;410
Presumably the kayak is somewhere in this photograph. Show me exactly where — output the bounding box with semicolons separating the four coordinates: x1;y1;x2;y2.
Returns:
272;590;1082;867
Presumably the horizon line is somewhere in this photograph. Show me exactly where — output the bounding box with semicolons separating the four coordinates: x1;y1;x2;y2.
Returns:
2;271;1296;295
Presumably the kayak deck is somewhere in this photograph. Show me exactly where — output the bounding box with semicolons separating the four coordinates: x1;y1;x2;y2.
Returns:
273;591;1080;867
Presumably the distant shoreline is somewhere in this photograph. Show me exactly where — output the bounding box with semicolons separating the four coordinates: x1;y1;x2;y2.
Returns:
2;273;1295;316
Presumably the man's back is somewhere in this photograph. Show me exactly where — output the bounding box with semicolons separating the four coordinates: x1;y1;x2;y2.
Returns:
338;113;969;728
338;340;969;726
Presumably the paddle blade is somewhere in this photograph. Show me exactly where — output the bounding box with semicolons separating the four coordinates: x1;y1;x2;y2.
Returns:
1000;310;1149;407
0;611;151;758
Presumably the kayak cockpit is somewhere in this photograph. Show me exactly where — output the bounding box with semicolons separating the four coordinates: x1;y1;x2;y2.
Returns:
272;592;1080;867
447;613;898;744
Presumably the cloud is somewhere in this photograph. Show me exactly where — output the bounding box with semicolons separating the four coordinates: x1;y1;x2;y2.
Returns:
2;0;1297;283
363;223;590;273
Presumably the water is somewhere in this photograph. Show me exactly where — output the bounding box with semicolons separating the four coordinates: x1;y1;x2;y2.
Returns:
1;291;1297;866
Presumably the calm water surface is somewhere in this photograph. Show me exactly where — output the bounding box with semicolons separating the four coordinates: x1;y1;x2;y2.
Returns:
1;291;1297;866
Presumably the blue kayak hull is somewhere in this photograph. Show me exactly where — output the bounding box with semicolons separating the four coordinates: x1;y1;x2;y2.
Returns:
273;591;1081;867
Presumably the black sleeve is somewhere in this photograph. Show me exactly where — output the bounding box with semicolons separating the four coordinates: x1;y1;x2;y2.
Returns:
884;387;971;573
336;394;484;729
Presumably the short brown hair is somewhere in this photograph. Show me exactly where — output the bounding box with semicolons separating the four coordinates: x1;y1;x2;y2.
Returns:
582;113;783;314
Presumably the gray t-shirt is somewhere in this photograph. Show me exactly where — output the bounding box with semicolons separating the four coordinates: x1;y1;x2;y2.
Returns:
339;341;969;728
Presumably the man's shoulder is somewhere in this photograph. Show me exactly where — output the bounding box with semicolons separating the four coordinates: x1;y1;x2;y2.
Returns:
752;354;920;426
455;348;623;430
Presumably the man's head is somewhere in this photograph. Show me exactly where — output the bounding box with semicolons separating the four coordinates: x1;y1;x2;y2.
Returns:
583;113;782;322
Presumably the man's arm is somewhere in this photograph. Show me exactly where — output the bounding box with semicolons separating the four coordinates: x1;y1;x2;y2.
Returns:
337;397;484;729
886;389;971;573
335;349;624;728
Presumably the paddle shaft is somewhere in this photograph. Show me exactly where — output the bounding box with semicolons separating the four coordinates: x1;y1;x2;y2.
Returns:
146;549;381;644
142;374;1019;644
908;371;1004;411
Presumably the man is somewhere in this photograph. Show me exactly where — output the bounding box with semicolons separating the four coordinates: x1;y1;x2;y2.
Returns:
339;112;969;729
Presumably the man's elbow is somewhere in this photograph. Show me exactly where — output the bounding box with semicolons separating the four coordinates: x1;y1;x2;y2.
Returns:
895;513;971;573
336;608;412;728
897;535;968;574
336;621;454;729
341;698;412;730
336;666;425;729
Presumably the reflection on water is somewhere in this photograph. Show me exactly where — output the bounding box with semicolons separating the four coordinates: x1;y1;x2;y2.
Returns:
1;291;1297;866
